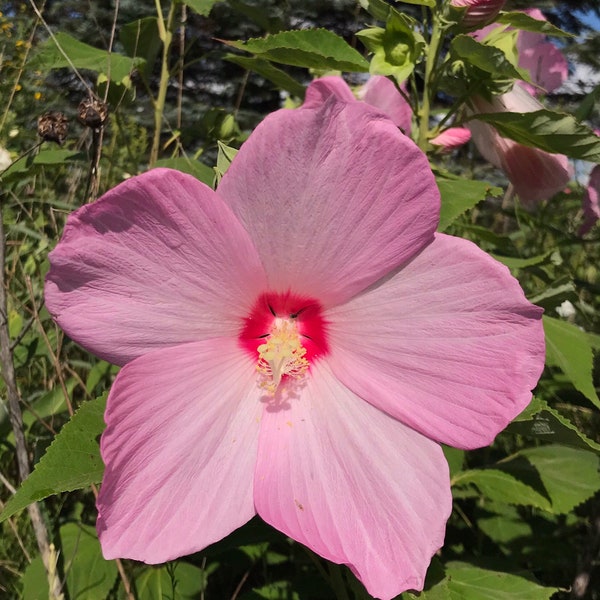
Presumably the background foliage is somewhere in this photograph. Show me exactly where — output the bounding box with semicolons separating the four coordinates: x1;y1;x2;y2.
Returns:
1;0;600;598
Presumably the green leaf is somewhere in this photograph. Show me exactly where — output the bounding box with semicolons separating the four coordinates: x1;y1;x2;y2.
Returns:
215;141;239;183
543;315;600;408
478;504;533;545
358;0;392;21
120;17;161;79
497;11;573;37
225;54;306;98
440;562;556;599
470;110;600;162
502;446;600;514
575;83;600;122
225;29;369;72
509;398;600;454
436;177;502;231
178;0;223;16
30;32;142;83
0;395;106;523
136;562;212;600
154;158;215;187
23;523;118;600
453;468;552;510
490;252;550;270
450;35;523;81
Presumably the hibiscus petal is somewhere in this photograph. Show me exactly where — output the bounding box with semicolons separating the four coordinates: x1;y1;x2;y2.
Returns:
326;233;545;449
254;362;450;600
217;90;440;307
45;168;267;365
97;338;261;563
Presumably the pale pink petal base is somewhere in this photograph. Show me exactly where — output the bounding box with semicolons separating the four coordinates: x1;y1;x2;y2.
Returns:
46;168;267;365
218;91;439;307
254;361;451;600
326;234;545;449
97;338;261;563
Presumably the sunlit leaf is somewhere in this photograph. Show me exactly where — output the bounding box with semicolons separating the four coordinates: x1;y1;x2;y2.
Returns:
436;177;502;231
224;29;369;72
453;468;552;510
543;316;600;408
470;110;600;162
154;158;215;187
509;398;600;453
30;32;143;83
502;445;600;514
0;395;106;523
497;12;573;37
23;523;118;600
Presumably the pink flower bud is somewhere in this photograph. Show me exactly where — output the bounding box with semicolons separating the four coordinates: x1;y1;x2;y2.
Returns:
430;127;471;151
451;0;506;28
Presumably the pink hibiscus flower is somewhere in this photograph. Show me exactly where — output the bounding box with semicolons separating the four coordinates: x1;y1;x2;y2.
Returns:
308;75;413;135
45;80;545;600
467;84;571;204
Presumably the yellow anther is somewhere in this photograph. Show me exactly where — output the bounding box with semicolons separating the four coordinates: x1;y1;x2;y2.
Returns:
257;319;309;394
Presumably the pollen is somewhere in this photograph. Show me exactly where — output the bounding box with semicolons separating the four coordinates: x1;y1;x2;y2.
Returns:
256;319;309;394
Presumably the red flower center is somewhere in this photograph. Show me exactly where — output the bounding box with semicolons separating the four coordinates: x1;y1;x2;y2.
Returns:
239;292;329;393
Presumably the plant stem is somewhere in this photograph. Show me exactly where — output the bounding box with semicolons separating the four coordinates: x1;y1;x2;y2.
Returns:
149;0;178;166
0;199;63;599
417;12;443;151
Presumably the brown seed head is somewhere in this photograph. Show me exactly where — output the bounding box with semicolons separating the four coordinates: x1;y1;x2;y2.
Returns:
37;111;69;145
77;97;108;129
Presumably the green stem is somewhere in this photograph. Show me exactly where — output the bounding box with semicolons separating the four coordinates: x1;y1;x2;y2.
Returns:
417;13;444;151
149;0;178;166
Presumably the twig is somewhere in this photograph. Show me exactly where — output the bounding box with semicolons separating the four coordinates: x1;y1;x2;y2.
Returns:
0;198;63;599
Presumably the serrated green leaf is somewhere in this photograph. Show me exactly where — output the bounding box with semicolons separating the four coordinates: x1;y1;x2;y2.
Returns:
453;468;552;510
178;0;222;16
154;158;215;187
450;35;523;80
0;395;106;523
497;11;573;37
470;110;600;162
436;177;502;231
30;32;142;83
225;54;306;98
543;315;600;408
225;29;368;72
443;562;557;599
509;398;600;453
502;446;600;514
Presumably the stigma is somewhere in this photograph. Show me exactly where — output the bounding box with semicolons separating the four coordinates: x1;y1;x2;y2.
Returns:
256;318;309;394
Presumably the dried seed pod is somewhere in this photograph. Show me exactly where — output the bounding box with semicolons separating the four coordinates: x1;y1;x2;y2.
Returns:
37;111;69;145
77;97;108;129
